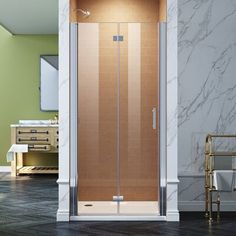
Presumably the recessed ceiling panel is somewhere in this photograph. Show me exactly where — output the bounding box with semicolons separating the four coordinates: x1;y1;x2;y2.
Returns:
0;0;58;34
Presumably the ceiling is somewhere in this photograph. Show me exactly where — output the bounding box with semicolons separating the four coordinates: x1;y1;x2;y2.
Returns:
0;0;58;35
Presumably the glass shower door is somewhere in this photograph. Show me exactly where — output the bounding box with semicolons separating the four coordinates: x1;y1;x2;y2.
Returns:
118;23;159;214
77;22;159;215
77;23;119;214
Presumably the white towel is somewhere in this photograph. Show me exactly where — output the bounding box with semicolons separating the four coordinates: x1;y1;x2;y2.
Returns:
213;170;235;192
6;144;28;162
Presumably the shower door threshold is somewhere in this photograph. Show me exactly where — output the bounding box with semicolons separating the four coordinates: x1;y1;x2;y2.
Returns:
74;201;164;221
78;201;159;215
70;215;166;221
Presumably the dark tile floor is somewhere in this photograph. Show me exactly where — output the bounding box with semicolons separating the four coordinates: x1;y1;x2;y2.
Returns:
0;173;236;236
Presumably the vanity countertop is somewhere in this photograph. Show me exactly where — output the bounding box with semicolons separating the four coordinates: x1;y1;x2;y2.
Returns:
11;124;59;128
11;119;58;128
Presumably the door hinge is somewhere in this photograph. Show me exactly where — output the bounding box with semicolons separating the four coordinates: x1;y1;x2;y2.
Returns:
113;35;124;42
113;195;124;201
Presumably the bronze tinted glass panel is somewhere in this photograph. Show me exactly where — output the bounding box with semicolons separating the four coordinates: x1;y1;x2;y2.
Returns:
119;23;159;202
78;23;118;202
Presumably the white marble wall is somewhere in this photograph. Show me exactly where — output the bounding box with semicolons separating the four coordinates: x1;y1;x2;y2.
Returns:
166;0;179;221
57;0;70;221
178;0;236;210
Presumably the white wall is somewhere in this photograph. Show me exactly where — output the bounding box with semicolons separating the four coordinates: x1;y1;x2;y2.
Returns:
57;0;70;221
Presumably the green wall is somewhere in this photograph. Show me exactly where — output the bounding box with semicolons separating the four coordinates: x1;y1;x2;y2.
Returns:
0;26;58;166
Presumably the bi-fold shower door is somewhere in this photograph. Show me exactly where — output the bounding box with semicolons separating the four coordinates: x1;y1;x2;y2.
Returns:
77;23;159;215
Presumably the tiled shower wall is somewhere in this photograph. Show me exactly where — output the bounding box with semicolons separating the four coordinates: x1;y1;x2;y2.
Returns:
178;0;236;210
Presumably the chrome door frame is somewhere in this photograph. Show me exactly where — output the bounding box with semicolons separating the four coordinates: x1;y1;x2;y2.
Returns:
159;22;167;216
70;23;78;216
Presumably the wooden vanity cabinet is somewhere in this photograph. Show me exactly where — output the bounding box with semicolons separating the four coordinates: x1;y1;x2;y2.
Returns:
11;126;58;176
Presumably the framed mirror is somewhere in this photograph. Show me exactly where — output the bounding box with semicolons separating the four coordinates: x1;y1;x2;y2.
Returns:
40;55;58;111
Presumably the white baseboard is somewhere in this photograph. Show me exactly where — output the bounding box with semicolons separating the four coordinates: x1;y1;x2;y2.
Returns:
0;166;11;172
57;210;70;222
166;211;180;221
179;201;236;211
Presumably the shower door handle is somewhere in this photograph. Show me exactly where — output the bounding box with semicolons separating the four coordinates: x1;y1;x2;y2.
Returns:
152;107;157;130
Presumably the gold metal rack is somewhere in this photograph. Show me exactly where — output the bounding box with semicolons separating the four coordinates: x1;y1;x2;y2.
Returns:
205;134;236;224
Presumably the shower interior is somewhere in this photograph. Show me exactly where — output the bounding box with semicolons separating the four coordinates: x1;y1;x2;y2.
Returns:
71;0;166;216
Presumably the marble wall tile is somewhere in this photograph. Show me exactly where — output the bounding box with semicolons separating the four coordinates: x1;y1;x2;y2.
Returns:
179;0;236;173
167;0;178;182
57;0;70;221
178;0;236;208
179;176;236;201
59;0;70;178
167;0;179;220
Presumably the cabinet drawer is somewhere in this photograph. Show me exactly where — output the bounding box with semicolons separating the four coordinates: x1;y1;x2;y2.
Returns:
28;144;51;152
17;137;51;144
16;128;51;135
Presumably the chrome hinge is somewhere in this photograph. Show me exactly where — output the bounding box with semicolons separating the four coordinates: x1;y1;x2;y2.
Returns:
113;195;124;201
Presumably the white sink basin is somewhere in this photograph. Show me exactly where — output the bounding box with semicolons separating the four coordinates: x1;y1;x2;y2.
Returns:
19;120;53;125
